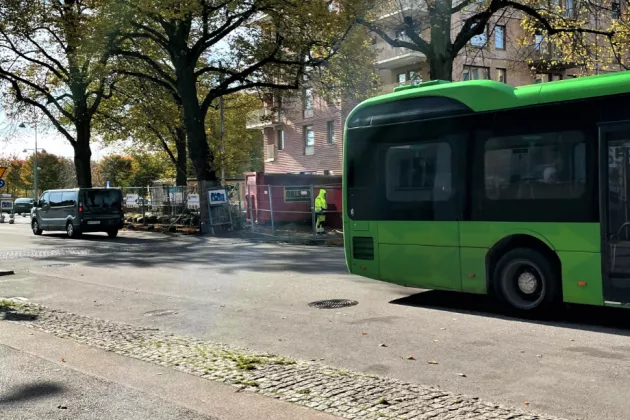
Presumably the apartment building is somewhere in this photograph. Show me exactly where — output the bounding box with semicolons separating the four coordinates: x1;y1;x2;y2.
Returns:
247;1;583;175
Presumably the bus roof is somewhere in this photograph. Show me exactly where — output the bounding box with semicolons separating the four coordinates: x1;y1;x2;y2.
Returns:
350;71;630;118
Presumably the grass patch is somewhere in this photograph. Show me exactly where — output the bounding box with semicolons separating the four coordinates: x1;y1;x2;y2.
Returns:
223;353;265;370
296;388;311;395
377;397;390;405
0;300;17;307
233;379;259;387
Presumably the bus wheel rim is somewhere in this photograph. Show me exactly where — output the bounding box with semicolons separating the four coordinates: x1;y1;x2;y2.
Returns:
517;271;538;294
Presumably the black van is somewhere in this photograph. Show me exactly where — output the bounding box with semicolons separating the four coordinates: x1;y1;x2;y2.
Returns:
31;188;124;238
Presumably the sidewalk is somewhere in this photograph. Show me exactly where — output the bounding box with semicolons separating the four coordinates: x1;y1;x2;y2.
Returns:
0;321;338;420
1;302;565;420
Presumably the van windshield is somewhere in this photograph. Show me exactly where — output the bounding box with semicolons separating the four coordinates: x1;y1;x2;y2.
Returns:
82;190;121;211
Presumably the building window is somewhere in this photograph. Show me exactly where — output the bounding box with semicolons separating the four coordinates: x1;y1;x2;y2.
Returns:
327;121;335;144
534;34;544;51
613;0;621;18
484;131;586;200
397;70;421;85
495;25;506;50
385;142;453;203
470;24;487;47
304;125;315;155
276;129;284;151
496;68;506;83
565;0;574;17
463;66;490;80
303;88;314;110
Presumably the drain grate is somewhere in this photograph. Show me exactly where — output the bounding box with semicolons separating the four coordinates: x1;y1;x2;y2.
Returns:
308;299;358;309
42;263;72;268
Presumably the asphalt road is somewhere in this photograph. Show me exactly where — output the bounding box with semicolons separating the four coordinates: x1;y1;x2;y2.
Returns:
1;217;630;420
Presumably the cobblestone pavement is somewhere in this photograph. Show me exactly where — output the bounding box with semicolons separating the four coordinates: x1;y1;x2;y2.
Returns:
0;300;566;420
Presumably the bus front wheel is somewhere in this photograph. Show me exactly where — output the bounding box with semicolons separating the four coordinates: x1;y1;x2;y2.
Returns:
494;248;560;312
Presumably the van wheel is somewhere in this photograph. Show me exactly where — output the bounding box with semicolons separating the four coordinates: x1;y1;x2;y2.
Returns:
107;230;118;238
32;220;43;236
66;222;80;238
494;248;560;312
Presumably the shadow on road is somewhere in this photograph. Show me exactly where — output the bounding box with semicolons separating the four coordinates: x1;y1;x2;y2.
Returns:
391;290;630;336
27;234;348;275
0;304;38;322
0;382;65;404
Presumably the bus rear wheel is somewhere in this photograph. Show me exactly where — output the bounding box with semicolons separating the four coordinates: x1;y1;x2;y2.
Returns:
494;248;560;312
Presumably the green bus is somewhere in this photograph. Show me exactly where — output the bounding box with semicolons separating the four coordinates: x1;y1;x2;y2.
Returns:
343;71;630;312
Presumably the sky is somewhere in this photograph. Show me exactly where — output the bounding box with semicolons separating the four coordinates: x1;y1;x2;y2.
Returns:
0;109;110;160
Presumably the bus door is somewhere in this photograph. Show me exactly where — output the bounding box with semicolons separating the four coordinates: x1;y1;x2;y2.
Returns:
600;122;630;304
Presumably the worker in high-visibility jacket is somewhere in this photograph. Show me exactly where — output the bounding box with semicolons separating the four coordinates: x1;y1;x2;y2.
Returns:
315;189;327;235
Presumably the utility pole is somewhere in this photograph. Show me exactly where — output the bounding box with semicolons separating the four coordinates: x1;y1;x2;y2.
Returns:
19;121;40;200
220;94;225;185
34;121;38;199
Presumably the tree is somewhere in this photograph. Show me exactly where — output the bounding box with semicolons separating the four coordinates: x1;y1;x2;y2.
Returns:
94;77;189;186
519;0;620;75
0;0;120;188
113;0;358;189
21;152;67;194
357;0;614;81
0;157;28;196
127;150;175;187
92;155;134;188
206;93;264;178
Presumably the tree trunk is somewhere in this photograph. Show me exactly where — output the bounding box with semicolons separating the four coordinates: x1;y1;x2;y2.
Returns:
175;125;188;187
428;55;454;81
73;120;92;188
428;1;454;81
175;64;216;231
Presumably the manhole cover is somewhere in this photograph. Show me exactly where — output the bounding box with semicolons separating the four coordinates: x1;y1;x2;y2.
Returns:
42;263;72;268
144;309;178;317
308;299;358;309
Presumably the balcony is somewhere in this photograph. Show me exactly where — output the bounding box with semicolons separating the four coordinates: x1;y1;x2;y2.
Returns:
528;41;577;72
246;109;284;129
375;0;427;23
376;43;426;69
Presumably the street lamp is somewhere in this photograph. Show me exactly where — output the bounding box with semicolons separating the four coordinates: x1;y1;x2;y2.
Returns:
19;122;44;200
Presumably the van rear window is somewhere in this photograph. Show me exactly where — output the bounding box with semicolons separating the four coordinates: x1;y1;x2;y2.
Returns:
83;190;121;209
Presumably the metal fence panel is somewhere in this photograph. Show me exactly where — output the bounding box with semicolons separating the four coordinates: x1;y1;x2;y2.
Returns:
242;183;342;242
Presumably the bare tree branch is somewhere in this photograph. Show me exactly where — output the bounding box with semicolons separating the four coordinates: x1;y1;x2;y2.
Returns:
3;78;75;144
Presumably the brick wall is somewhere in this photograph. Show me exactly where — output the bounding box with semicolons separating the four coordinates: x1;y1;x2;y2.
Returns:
263;96;346;174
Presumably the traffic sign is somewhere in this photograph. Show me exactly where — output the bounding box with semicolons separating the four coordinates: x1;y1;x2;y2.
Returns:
0;167;6;178
0;179;5;188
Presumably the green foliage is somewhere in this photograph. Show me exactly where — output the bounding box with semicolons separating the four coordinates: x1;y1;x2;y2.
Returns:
92;155;134;188
205;93;264;178
0;157;29;196
19;152;75;195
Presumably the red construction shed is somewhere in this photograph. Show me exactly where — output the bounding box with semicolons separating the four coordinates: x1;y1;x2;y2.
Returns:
244;172;342;229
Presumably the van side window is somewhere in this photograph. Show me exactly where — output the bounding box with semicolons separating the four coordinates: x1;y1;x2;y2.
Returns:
40;192;50;207
49;192;63;208
61;191;77;207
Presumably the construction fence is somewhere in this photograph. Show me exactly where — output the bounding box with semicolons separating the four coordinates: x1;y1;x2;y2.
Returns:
243;183;343;241
119;181;342;242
